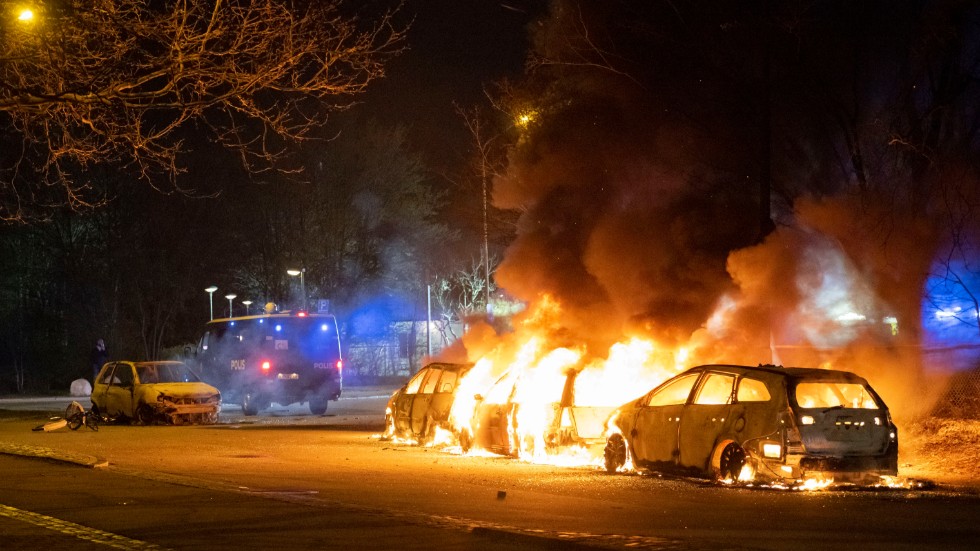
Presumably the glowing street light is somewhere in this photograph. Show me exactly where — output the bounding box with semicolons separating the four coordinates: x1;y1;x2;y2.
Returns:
225;293;237;318
242;300;252;315
17;8;34;23
286;268;306;311
205;286;218;320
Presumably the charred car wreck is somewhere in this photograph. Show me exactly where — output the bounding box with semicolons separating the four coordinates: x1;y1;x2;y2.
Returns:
603;364;898;485
91;361;221;425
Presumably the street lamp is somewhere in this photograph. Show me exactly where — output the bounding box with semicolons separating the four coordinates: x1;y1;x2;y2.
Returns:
242;300;252;315
205;286;218;320
225;293;237;318
17;8;34;22
286;268;306;311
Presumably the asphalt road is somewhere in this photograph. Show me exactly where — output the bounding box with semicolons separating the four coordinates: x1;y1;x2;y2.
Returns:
2;390;980;550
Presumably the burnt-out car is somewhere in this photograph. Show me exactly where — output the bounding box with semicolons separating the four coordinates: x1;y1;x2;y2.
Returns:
383;362;473;443
459;368;615;459
603;364;898;484
91;361;221;425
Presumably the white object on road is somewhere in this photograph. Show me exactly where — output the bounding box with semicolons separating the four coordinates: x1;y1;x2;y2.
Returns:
70;378;92;397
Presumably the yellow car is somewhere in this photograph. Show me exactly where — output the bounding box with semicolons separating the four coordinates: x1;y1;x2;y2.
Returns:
91;361;221;425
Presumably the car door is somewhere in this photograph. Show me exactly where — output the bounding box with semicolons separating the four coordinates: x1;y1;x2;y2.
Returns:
410;367;444;436
678;371;737;471
424;367;465;429
91;363;115;411
103;363;136;418
393;368;429;434
632;372;700;466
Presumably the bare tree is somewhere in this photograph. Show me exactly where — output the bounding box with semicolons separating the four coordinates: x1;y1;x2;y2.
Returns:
0;0;405;221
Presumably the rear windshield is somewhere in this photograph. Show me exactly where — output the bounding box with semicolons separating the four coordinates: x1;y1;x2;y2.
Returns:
794;382;879;409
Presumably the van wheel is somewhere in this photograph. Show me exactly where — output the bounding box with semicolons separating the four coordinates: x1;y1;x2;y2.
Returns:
604;434;628;474
717;442;747;481
241;392;260;416
309;397;328;415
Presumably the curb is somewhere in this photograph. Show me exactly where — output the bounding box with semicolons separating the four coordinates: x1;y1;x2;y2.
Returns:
0;442;109;468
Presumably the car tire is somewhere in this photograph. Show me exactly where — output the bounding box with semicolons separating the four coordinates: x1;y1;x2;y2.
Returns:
717;442;747;481
604;434;628;474
241;391;260;416
136;404;155;426
309;397;328;415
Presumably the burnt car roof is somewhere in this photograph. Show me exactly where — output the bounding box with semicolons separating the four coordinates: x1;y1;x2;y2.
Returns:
421;362;473;371
688;364;870;383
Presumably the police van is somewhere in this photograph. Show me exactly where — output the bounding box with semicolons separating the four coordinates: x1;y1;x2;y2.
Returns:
194;311;343;415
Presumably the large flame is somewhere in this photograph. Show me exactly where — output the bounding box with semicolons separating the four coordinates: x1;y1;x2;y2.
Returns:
448;297;687;466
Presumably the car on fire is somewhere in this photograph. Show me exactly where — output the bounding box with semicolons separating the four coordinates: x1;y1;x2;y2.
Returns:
602;364;898;484
91;360;221;425
459;368;614;458
383;362;473;443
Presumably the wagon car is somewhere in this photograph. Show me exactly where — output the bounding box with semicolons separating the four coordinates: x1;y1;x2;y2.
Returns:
603;364;898;484
459;368;614;458
91;360;221;425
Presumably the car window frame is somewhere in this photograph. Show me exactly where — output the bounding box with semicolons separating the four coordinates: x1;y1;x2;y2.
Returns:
420;367;444;395
646;373;700;407
435;368;461;394
735;376;772;403
404;368;429;395
113;363;135;387
692;372;736;405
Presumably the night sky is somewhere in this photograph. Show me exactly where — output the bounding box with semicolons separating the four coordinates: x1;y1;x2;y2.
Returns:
356;0;544;169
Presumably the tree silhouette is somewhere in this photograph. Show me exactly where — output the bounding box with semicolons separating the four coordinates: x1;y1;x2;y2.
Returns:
0;0;405;221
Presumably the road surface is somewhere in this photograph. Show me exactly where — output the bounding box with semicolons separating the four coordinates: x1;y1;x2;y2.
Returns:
1;390;979;550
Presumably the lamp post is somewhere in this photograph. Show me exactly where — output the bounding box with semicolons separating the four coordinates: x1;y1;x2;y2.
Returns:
242;300;252;315
286;268;306;311
225;293;237;318
205;286;218;320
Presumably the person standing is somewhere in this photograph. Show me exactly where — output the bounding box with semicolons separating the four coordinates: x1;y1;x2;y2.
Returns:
90;338;108;383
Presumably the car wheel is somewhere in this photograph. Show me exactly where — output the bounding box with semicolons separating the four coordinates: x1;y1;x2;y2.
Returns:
241;391;260;416
309;397;328;415
604;434;628;474
717;442;747;481
136;404;155;426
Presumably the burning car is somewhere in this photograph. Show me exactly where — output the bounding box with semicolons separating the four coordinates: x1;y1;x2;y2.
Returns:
383;362;473;444
458;367;615;460
602;364;898;484
91;361;221;425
